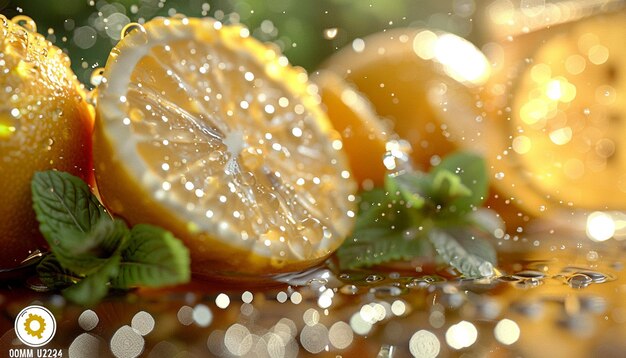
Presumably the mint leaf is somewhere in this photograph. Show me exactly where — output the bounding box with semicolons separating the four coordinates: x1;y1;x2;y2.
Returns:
430;169;472;202
63;255;121;306
428;229;495;278
452;229;497;265
432;152;488;214
112;224;190;289
469;208;505;235
43;218;128;275
386;172;427;209
31;171;191;305
337;230;433;270
76;218;129;256
337;151;499;275
37;255;82;289
32;171;107;236
337;187;431;269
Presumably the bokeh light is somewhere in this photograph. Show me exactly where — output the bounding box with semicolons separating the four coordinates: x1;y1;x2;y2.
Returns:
586;211;615;242
445;320;478;349
494;318;521;345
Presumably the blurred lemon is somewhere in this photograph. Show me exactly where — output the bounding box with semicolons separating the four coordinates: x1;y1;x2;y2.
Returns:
93;17;357;278
320;28;534;227
482;9;626;220
0;15;94;268
312;70;391;188
322;27;489;172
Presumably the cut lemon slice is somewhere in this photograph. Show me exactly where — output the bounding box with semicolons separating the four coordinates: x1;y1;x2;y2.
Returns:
93;17;357;278
312;70;391;188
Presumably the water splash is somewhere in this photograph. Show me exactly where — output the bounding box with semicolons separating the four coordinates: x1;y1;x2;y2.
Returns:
11;15;36;33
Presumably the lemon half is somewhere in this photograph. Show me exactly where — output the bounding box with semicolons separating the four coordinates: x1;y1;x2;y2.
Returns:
94;17;357;278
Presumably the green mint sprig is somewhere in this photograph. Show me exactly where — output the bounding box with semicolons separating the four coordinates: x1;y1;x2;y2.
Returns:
337;152;499;278
31;171;190;306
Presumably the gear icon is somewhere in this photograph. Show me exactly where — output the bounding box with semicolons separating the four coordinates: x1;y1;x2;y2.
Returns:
24;313;46;339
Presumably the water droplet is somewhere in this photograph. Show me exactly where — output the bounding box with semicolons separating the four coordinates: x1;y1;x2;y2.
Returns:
479;262;494;277
573;270;608;283
1;15;8;34
586;251;599;261
377;344;397;358
45;137;55;151
296;217;324;244
6;26;28;58
407;279;430;289
513;270;545;279
240;147;263;171
306;278;328;291
208;150;224;162
515;278;542;289
121;22;148;44
86;89;97;106
498;275;521;282
568;273;592;289
90;68;105;87
340;284;358;295
172;13;188;21
234;170;256;187
11;15;37;33
365;274;384;283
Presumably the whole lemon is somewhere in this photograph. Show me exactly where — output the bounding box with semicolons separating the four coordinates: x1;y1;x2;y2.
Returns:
0;15;93;268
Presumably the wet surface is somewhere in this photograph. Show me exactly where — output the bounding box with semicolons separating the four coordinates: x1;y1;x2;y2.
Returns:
1;225;625;357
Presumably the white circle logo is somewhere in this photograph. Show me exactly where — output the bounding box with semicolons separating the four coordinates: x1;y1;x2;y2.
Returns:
15;305;57;347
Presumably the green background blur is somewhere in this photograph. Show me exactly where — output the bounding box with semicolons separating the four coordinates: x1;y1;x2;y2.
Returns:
0;0;486;86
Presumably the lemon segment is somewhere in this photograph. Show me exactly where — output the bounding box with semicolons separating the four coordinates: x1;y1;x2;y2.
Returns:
312;70;391;188
94;17;357;278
